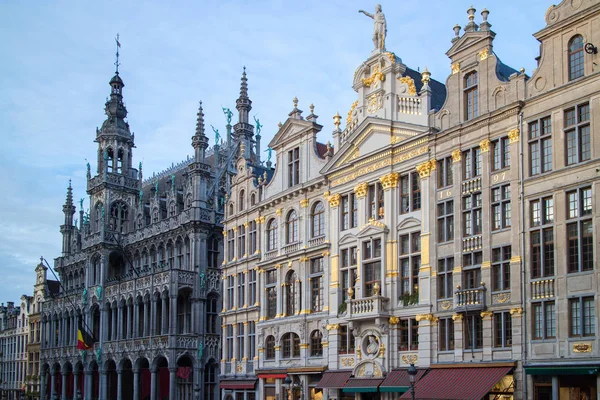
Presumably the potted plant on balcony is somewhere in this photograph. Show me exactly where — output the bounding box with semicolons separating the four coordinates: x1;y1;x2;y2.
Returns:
400;289;419;306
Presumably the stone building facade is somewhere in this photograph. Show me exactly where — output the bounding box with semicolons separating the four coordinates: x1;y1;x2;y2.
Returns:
0;299;30;400
37;60;253;400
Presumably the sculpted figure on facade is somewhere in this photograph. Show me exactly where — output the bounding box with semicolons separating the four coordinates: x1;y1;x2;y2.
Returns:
359;4;387;51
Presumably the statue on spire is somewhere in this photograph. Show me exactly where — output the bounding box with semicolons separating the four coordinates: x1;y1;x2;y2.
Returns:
254;116;263;136
222;107;233;125
359;4;387;51
211;125;221;145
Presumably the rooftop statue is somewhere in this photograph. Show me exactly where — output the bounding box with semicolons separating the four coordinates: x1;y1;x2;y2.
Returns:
254;116;263;136
359;4;387;51
222;107;233;125
265;147;272;163
211;125;221;145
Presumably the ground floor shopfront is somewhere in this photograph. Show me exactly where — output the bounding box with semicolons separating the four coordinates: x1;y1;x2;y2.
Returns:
526;365;600;400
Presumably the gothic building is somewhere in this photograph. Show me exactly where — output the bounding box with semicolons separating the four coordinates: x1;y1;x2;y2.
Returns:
37;59;254;399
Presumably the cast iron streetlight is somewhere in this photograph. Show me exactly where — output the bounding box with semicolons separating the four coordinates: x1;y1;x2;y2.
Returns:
408;363;417;400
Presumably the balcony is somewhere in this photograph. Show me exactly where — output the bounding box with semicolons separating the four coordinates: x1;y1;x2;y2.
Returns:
454;285;487;312
346;296;389;321
264;250;278;260
463;235;482;252
282;242;300;254
531;278;555;299
462;177;482;195
308;236;326;247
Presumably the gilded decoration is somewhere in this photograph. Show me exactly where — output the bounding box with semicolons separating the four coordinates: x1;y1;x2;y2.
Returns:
362;65;385;88
479;48;489;61
341;358;355;367
451;149;462;163
276;208;282;216
333;111;342;129
243;221;249;228
452;313;463;321
389;316;400;325
346;100;359;126
439;300;453;310
401;354;418;365
421;67;431;85
398;76;417;96
323;191;331;200
236;364;243;372
510;307;524;316
259;216;266;223
510;256;522;263
326;324;339;331
480;311;493;319
451;62;461;74
361;218;387;231
385;52;396;64
493;292;511;304
379;172;399;190
367;92;383;113
328;193;341;208
416;159;437;178
415;314;434;322
573;343;592;353
508;128;520;143
354;182;368;198
480;139;490;153
300;199;309;208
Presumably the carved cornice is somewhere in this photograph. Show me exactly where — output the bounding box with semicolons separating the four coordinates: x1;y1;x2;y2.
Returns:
379;172;399;190
354;182;368;198
416;159;437;179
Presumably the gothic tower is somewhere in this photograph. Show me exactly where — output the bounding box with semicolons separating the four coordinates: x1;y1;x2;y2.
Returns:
233;67;255;160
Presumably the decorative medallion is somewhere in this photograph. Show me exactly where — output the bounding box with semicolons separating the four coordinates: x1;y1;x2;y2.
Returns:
440;300;453;310
573;343;592;353
398;76;417;96
401;354;418;364
367;92;383;113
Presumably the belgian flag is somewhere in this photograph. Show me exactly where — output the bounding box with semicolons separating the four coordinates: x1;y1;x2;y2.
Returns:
77;322;95;350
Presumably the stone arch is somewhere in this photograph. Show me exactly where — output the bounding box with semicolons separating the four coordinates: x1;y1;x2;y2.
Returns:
152;355;170;400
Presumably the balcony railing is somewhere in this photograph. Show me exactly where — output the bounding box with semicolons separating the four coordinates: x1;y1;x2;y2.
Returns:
462;177;482;195
264;250;278;260
531;278;555;299
463;235;482;252
454;285;487;312
282;242;300;254
346;296;389;320
308;236;326;247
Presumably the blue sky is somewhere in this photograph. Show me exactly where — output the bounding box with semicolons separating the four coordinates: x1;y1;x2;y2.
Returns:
0;0;551;303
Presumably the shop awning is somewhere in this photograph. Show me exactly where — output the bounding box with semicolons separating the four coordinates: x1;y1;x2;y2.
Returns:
219;379;257;390
399;366;512;400
342;378;384;393
525;366;599;375
316;371;352;389
257;373;287;379
379;368;427;393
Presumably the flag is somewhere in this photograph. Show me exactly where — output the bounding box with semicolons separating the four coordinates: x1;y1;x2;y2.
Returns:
77;323;95;350
115;35;121;48
176;367;191;380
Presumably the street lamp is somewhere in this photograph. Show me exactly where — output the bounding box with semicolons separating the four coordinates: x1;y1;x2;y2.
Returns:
407;363;417;400
283;376;293;400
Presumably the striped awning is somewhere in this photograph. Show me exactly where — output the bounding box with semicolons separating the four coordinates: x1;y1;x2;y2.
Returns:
342;378;384;393
220;379;257;390
316;371;352;389
379;368;427;392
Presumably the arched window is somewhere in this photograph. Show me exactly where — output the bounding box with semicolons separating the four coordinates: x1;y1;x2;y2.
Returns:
150;247;157;270
166;241;174;268
311;202;325;238
250;193;256;206
265;335;276;360
94;202;104;232
464;71;478;121
176;239;184;269
106;148;114;173
204;360;217;400
229;203;234;216
239;190;245;212
286;210;298;244
310;330;323;356
281;332;300;359
109;201;128;233
568;35;584;81
206;295;219;334
207;236;219;269
285;271;299;316
117;149;124;174
267;219;278;251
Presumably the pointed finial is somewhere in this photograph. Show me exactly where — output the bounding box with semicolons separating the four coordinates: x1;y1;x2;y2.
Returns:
421;67;431;85
309;103;315;114
115;34;121;74
467;5;476;21
239;67;248;98
333;112;341;130
452;23;461;41
293;97;298;109
481;8;489;22
480;8;491;30
195;101;205;136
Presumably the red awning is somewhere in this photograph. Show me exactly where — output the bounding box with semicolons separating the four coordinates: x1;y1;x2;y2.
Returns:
257;373;287;379
343;378;384;393
399;367;513;400
220;379;257;390
380;368;427;392
316;371;352;389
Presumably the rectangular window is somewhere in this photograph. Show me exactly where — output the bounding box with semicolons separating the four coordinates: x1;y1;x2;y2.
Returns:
237;273;245;308
463;192;482;237
226;276;235;309
310;258;324;312
226;325;233;359
565;103;591;165
465;314;483;350
367;183;384;220
237;225;246;258
492;137;511;171
400;172;421;214
438;318;455;351
249;221;257;255
494;312;512;348
464;72;478;121
463;147;482;180
399;231;420;296
248;321;256;359
287;147;300;187
363;238;382;297
341;195;349;231
339;325;355;354
437;257;454;299
532;301;556;340
341;247;358;303
236;323;244;360
398;318;419;351
492;246;511;292
265;269;277;319
570;296;595;337
491;184;511;230
528;117;552;176
227;229;235;261
437;200;454;242
351;193;358;228
530;197;554;279
437;156;454;188
248;269;257;306
567;187;593;273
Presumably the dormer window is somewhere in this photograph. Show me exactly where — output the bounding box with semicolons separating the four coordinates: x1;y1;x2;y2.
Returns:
464;71;478;121
288;147;300;187
568;35;584;81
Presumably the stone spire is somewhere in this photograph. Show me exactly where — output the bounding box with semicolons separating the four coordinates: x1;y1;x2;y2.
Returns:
61;180;76;255
235;66;252;127
234;67;254;160
192;101;209;162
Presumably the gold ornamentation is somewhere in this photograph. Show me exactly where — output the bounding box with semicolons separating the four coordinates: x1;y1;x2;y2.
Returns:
479;48;489;61
341;357;355;367
379;172;399;190
373;282;380;296
347;287;354;299
259;216;265;223
299;256;309;262
346;100;359;126
481;261;491;269
354;182;368;198
328;193;341;208
451;62;461;74
398;76;417;96
236;363;243;372
323;191;331;200
300;199;309;208
322;251;330;257
415;314;434;322
416;159;437;178
361;218;387;230
480;311;493;319
508;128;520;143
573;343;592;353
401;354;418;364
299;343;309;349
494;292;510;304
389;316;399;325
243;221;249;228
333;112;341;129
510;256;522;263
440;300;453;310
421;67;431;86
276;208;282;216
325;324;339;331
385;52;396;64
451;149;462;162
480;139;490;153
452;313;463;321
367;92;383;113
510;307;524;315
223;230;228;237
362;65;385;88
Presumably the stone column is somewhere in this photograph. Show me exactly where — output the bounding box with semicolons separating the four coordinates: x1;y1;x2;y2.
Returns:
170;295;178;335
128;303;133;339
144;299;150;337
133;368;140;400
84;370;93;400
113;307;118;340
100;370;108;400
50;369;56;400
151;297;158;336
150;368;157;400
161;296;168;335
40;370;47;400
134;301;140;338
169;367;177;400
481;311;493;360
116;370;123;400
73;371;80;399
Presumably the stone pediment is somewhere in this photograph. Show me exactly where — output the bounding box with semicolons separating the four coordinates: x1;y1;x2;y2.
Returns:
267;118;320;150
446;31;494;59
542;0;598;31
357;219;388;237
339;233;358;245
